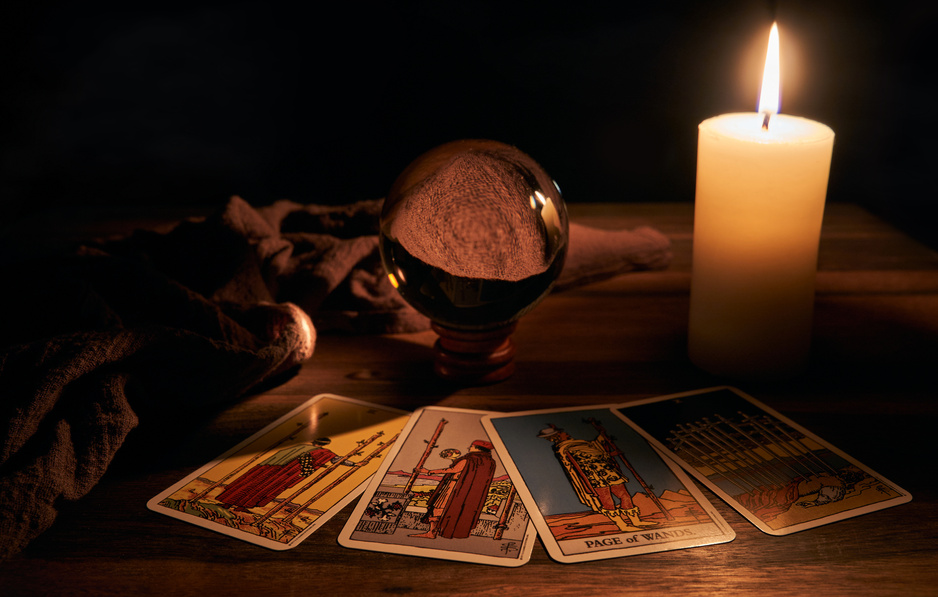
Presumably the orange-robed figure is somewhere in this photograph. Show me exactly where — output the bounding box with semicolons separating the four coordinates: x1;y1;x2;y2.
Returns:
538;425;656;532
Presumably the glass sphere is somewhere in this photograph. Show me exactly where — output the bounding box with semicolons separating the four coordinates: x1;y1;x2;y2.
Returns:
379;139;569;331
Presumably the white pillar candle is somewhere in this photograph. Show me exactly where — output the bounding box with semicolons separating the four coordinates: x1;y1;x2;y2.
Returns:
688;24;835;379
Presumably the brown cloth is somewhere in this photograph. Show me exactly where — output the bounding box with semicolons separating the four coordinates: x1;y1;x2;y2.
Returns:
0;195;670;560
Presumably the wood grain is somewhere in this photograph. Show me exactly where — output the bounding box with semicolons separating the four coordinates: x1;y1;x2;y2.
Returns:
2;203;936;596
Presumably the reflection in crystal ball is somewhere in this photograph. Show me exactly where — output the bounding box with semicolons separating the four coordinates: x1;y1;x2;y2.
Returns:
379;139;569;330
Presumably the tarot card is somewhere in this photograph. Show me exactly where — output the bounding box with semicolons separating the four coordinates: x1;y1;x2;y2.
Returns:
338;407;537;567
147;394;410;550
482;406;735;564
616;386;912;536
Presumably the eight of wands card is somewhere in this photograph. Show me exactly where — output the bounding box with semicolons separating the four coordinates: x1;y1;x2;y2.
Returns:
147;394;411;550
338;407;537;567
482;406;735;564
616;386;912;536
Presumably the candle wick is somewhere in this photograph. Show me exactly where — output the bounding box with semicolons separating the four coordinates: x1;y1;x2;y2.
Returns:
761;111;771;131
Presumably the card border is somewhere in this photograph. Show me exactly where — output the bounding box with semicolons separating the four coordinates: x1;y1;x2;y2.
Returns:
482;403;736;564
146;393;410;551
338;406;538;567
616;385;913;536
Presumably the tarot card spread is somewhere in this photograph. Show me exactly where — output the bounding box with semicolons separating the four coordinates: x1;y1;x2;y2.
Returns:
483;406;735;564
339;407;537;567
147;394;411;550
617;386;912;536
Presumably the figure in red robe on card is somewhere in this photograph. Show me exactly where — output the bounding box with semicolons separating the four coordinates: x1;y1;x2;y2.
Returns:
217;438;349;510
409;440;497;539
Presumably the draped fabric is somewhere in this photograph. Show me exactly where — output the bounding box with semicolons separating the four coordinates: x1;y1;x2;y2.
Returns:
0;194;670;560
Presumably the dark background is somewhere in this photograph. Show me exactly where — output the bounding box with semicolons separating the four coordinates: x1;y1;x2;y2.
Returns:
1;0;934;247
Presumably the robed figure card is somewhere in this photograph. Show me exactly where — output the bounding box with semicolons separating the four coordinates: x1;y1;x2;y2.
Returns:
617;386;912;535
338;407;537;567
482;406;735;564
148;394;411;550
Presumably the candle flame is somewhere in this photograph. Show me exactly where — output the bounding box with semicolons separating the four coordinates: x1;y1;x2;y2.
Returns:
758;22;780;118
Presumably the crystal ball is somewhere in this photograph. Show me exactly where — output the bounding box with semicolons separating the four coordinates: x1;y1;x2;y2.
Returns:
379;139;568;331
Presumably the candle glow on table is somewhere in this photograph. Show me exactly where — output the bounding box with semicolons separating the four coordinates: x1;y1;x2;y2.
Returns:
688;23;835;379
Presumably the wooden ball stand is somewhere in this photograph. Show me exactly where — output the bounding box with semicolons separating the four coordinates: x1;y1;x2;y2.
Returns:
431;322;517;385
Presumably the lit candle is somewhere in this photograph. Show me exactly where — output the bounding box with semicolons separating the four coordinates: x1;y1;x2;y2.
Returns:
688;23;835;379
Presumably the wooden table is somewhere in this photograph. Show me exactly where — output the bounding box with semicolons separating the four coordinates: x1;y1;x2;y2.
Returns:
1;203;936;596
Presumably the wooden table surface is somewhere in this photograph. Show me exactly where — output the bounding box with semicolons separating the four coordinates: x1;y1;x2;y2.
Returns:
1;202;936;596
